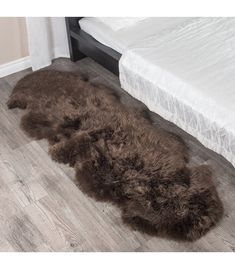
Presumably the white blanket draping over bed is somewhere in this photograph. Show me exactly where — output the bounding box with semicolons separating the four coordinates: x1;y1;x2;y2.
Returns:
119;17;235;167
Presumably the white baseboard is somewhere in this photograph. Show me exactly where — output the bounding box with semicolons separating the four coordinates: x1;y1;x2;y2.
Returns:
0;57;31;78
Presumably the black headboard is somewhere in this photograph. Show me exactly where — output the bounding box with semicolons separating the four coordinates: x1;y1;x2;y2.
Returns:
65;17;121;75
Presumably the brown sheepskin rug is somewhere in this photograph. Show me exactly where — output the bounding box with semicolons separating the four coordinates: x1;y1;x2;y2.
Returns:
7;70;223;241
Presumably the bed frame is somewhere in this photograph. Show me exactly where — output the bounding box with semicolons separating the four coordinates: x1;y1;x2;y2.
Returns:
65;17;121;75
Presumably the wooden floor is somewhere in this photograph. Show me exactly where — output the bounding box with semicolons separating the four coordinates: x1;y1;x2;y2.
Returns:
0;58;235;252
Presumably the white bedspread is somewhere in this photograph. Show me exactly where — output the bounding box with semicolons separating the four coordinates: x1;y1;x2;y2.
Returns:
93;17;147;31
119;17;235;167
79;17;189;53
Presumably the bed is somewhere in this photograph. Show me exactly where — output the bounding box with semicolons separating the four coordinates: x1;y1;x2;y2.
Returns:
65;17;235;168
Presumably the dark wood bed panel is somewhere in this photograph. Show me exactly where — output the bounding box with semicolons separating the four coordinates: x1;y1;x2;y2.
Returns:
65;17;121;75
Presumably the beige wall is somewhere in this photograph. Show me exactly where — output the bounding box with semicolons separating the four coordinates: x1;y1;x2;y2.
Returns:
0;17;29;65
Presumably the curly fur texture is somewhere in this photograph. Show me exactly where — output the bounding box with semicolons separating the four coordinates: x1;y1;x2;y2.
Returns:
7;70;223;241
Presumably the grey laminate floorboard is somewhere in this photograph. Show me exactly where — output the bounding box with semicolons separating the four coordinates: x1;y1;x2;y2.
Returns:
0;58;234;251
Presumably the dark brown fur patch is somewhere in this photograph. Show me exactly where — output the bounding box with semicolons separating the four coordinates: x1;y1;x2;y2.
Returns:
7;70;223;241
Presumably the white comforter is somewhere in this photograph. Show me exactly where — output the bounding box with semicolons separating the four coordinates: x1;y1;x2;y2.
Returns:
119;17;235;167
